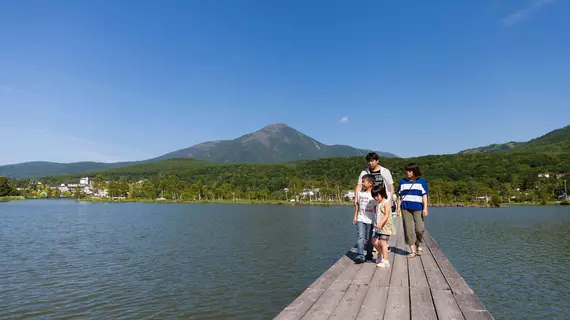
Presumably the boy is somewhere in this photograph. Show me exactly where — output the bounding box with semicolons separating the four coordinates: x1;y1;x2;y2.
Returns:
371;185;394;268
353;174;376;263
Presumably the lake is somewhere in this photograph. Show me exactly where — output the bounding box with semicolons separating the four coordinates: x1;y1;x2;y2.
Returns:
0;200;568;319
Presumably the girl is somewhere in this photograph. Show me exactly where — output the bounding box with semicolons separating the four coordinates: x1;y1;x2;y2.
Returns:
397;163;429;258
371;185;394;268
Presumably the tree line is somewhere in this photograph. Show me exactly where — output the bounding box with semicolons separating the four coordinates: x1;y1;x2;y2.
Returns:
7;151;570;204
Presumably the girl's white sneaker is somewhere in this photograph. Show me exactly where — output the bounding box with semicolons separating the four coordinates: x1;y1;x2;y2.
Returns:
376;260;391;268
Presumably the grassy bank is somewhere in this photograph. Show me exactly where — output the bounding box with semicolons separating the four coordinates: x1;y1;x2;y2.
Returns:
76;198;528;207
77;197;351;206
0;196;26;202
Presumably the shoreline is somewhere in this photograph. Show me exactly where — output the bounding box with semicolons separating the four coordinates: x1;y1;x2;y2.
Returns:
0;196;26;202
5;197;566;207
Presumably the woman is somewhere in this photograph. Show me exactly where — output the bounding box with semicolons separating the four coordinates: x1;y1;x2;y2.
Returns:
397;163;429;258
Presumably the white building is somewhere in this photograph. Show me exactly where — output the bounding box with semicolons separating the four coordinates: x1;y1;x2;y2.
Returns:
343;190;355;200
79;177;91;186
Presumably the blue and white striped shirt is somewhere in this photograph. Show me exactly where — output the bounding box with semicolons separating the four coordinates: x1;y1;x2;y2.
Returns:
398;178;428;211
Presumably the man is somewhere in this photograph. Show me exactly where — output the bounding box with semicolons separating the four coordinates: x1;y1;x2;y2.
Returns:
354;152;395;203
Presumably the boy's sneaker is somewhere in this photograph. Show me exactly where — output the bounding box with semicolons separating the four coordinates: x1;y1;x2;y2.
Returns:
376;260;391;268
354;256;365;264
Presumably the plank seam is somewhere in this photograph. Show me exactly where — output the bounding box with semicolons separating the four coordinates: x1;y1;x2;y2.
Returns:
425;232;468;320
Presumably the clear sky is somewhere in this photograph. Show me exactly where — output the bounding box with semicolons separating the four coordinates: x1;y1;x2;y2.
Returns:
1;0;568;165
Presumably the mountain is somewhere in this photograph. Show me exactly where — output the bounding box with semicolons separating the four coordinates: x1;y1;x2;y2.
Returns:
0;123;397;179
153;123;397;163
458;142;522;154
458;125;570;155
0;161;141;179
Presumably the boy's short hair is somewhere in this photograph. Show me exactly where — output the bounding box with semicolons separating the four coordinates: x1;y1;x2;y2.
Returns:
371;185;388;199
405;163;422;177
362;174;375;185
366;152;379;162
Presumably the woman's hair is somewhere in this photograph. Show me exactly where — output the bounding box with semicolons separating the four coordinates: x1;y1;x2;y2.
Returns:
405;163;421;177
371;185;387;199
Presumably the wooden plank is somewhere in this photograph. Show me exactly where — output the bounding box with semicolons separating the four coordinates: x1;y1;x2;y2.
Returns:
383;287;410;320
420;248;450;290
275;253;352;320
328;284;370;320
389;217;409;288
369;227;398;287
390;251;408;287
353;262;376;285
355;286;389;320
410;287;437;320
369;251;394;287
408;254;428;288
454;293;494;320
432;289;465;320
301;262;363;320
424;232;473;294
422;230;439;250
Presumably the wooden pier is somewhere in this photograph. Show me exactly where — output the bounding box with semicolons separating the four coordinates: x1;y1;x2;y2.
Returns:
275;218;493;320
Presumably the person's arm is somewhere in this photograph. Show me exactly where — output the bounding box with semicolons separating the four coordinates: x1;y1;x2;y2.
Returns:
354;184;362;206
422;179;429;216
353;201;359;225
354;170;365;205
377;201;390;228
396;179;402;216
397;197;402;216
384;169;395;197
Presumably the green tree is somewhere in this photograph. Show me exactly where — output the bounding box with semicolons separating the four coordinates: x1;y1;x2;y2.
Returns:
142;181;156;199
93;174;104;190
0;177;14;197
490;192;501;207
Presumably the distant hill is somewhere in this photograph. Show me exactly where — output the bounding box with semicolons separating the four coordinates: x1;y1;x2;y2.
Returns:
0;123;397;179
153;123;397;163
458;125;570;155
458;142;522;154
0;161;141;179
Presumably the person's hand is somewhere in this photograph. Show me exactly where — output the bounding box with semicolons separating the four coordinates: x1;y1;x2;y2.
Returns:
422;209;428;217
397;209;401;217
353;217;357;225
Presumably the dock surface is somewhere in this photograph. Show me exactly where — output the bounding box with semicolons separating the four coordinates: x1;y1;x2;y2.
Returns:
275;218;493;320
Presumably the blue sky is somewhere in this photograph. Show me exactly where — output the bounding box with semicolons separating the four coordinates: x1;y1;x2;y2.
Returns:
1;0;568;165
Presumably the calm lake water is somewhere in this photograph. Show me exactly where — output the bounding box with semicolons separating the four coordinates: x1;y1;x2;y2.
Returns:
0;200;568;319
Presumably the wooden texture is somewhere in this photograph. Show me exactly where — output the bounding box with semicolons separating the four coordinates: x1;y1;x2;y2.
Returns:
410;287;437;320
432;289;465;320
301;262;362;320
454;293;494;320
356;287;389;320
274;253;352;320
420;248;450;290
276;218;493;320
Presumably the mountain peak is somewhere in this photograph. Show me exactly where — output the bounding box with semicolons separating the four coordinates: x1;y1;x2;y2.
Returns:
260;123;290;131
